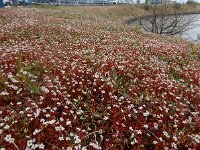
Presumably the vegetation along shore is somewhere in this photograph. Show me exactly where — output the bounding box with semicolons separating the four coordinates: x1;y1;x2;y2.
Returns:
0;3;199;150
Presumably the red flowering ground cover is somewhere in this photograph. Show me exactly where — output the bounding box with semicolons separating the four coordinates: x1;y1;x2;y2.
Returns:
0;7;199;150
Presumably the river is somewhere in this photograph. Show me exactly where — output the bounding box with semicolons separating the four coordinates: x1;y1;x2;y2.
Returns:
131;14;200;43
180;14;200;43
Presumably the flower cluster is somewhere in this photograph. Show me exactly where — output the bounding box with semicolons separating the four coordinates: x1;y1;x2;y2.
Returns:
0;7;199;149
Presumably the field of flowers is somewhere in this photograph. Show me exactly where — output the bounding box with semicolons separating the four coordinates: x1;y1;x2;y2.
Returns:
0;7;200;150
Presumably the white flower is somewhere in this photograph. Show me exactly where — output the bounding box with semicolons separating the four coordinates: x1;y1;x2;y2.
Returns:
171;142;177;149
0;91;9;96
131;138;138;145
144;124;148;129
74;135;81;144
81;146;87;150
33;129;41;135
77;110;83;115
66;120;71;125
45;114;50;117
138;106;143;110
173;135;177;141
154;122;158;130
153;141;158;144
135;130;142;134
49;119;56;124
103;116;109;120
164;147;169;150
0;148;6;150
4;125;10;130
58;136;64;141
143;111;150;117
55;125;65;131
38;143;44;149
10;77;19;83
67;147;72;150
192;134;200;143
129;127;133;131
4;134;14;143
89;142;102;150
26;139;34;147
66;137;70;141
59;117;64;122
40;86;49;94
17;102;22;105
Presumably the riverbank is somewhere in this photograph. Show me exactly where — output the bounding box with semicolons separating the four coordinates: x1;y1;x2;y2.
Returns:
0;6;199;150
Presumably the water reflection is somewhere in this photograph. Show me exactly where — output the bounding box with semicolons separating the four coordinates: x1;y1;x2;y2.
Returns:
179;14;200;43
131;14;200;43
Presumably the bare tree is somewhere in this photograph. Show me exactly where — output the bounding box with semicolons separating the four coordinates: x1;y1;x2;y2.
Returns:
139;2;197;35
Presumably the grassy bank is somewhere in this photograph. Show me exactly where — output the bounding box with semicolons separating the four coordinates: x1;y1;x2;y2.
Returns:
0;6;199;150
30;3;200;23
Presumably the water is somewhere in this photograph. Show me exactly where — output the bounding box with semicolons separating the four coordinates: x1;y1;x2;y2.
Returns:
131;14;200;43
180;14;200;43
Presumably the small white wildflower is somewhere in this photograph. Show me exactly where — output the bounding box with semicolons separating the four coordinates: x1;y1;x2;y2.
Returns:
153;141;158;144
45;114;51;117
19;111;25;115
4;134;14;143
77;110;83;115
89;142;102;150
192;134;200;143
74;135;81;144
143;111;150;117
59;117;64;122
17;102;22;105
49;119;56;124
38;143;44;149
135;130;142;134
131;138;138;145
101;90;105;94
103;116;109;120
33;129;41;135
0;148;6;150
4;125;10;130
171;142;177;149
58;136;64;141
66;120;71;125
144;124;148;129
159;137;163;142
70;133;74;136
55;125;65;131
129;127;133;131
66;137;70;141
67;147;72;150
25;107;30;111
164;147;169;150
82;146;87;150
173;135;178;141
154;122;158;130
40;86;49;94
0;91;9;96
138;106;143;110
133;109;138;113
